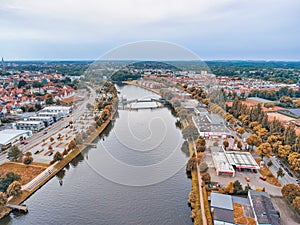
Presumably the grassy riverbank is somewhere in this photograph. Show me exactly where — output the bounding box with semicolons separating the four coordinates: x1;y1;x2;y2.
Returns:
5;105;117;214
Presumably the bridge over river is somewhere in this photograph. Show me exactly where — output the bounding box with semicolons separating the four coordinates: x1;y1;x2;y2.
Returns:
118;97;169;110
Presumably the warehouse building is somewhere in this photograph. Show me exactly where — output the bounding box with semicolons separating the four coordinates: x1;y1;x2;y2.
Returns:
16;121;45;132
0;129;32;150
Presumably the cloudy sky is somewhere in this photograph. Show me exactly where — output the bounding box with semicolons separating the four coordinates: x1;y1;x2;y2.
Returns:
0;0;299;60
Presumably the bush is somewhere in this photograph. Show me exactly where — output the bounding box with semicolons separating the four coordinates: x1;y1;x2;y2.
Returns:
266;171;273;177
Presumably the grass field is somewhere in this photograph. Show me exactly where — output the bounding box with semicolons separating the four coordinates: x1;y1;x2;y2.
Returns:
0;162;46;185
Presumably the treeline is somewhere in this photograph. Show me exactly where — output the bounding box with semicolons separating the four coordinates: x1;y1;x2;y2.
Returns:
207;61;300;84
248;87;300;101
227;97;300;172
111;70;141;81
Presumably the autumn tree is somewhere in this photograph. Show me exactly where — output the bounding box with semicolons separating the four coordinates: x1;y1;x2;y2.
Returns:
281;183;300;203
237;127;245;136
256;143;272;159
201;172;211;184
53;151;63;162
223;139;229;150
283;123;296;146
278;145;291;158
292;197;300;215
6;181;22;197
182;124;199;141
288;152;300;171
23;151;33;165
237;141;243;150
196;136;206;152
246;134;261;151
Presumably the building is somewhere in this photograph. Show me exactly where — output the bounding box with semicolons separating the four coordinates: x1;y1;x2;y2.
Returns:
225;151;260;171
278;108;300;119
41;106;72;116
36;111;62;122
211;146;235;177
210;192;235;225
16;120;45;132
28;116;54;127
0;129;32;150
193;114;231;138
248;190;280;225
246;97;274;105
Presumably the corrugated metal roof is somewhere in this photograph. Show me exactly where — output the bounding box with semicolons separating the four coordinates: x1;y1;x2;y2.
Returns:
211;192;233;210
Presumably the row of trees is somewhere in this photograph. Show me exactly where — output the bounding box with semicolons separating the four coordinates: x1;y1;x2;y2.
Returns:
228;97;300;171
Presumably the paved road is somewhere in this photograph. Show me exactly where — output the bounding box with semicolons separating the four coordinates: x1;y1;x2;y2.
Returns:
0;86;96;164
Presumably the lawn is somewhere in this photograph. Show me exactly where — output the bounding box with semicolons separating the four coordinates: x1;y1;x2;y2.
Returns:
0;162;46;185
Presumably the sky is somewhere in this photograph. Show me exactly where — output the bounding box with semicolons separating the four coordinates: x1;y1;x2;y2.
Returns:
0;0;300;60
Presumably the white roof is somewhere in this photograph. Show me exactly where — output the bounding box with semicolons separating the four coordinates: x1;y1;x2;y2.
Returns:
211;192;233;210
37;112;60;115
29;116;53;120
0;129;32;145
43;106;71;110
16;120;44;125
225;151;260;169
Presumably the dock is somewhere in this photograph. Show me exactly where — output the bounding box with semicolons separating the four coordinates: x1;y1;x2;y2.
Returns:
7;204;28;213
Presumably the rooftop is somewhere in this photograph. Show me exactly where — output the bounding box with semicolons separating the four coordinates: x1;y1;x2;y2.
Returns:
225;151;260;169
211;192;233;210
0;129;32;145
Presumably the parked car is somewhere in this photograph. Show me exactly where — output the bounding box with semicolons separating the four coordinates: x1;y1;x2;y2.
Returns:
245;177;250;182
260;176;267;181
23;141;28;145
43;131;48;135
48;152;53;156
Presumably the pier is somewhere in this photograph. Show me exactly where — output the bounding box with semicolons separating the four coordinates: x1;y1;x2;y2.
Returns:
7;204;28;213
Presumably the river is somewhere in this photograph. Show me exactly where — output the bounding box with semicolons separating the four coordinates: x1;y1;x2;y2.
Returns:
1;85;193;225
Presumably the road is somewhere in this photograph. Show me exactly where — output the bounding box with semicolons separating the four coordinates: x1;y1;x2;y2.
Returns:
0;86;96;164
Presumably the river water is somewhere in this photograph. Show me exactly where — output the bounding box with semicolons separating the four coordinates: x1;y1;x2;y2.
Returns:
1;85;192;225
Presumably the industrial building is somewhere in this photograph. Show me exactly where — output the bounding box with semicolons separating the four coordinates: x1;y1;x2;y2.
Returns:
36;111;62;122
41;106;72;116
16;120;45;132
0;129;32;150
28;116;54;127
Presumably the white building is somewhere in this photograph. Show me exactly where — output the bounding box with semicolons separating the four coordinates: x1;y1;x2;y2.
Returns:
37;112;62;122
41;106;72;116
16;121;45;132
0;129;32;150
28;116;54;127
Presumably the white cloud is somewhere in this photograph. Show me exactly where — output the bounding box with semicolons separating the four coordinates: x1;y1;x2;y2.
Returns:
0;0;299;59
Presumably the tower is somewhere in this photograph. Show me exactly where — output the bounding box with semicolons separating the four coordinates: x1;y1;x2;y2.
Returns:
1;57;6;75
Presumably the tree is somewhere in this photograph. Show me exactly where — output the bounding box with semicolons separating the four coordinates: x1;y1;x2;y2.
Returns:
201;172;211;184
277;167;285;179
23;152;33;164
292;197;300;215
237;127;245;136
45;94;53;105
284;123;296;146
0;172;21;193
196;136;206;152
53;151;63;162
288;152;300;171
233;180;243;194
182;125;199;141
246;134;261;151
267;160;273;167
8;146;21;161
223;139;229;150
0;192;7;209
256;143;272;159
237;141;243;150
278;145;291;158
199;162;208;172
281;183;300;203
6;181;22;197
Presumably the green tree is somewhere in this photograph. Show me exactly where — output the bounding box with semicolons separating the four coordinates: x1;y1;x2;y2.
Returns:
277;167;285;179
8;146;21;161
233;180;243;194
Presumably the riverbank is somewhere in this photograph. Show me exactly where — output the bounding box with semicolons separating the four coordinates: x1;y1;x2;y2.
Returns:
2;102;117;219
